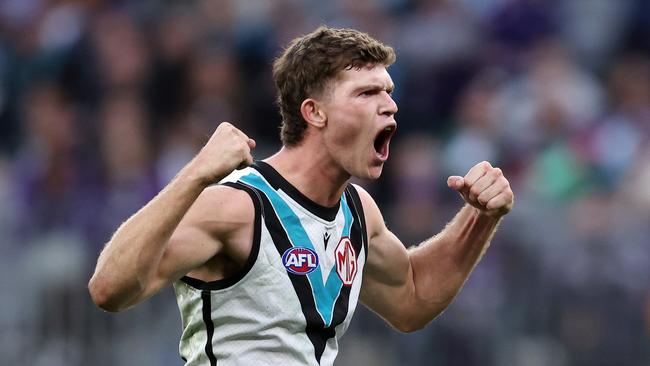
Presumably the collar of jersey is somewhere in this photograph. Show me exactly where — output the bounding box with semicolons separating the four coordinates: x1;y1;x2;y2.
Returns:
251;161;341;222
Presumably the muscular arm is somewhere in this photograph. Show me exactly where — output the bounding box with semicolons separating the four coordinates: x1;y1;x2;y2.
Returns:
88;123;255;312
359;161;513;332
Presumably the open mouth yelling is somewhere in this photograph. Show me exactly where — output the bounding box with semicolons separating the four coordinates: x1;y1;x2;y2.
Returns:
373;124;396;161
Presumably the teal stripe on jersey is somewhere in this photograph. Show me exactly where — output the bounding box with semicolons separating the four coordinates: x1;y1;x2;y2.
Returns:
239;173;353;327
341;194;353;237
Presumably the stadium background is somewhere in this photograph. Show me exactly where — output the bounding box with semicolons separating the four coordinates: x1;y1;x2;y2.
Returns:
0;0;649;365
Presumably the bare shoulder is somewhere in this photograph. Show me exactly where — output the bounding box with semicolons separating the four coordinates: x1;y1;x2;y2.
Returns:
173;183;256;255
185;183;255;231
165;183;256;282
352;184;410;291
197;183;254;211
350;183;378;214
351;183;384;239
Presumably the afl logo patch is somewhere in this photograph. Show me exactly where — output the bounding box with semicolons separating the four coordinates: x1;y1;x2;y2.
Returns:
282;247;319;275
335;237;357;286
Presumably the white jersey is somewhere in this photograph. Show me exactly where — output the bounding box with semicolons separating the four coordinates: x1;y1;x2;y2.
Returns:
173;162;368;366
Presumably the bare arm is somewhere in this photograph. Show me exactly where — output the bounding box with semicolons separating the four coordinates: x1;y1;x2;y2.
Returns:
359;161;514;332
88;122;255;312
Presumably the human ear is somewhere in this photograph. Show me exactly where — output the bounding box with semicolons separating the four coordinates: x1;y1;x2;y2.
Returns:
300;98;327;128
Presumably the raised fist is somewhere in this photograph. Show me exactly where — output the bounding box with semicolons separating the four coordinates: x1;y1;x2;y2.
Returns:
447;161;514;217
189;122;256;185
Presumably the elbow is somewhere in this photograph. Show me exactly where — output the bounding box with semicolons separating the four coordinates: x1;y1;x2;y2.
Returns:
88;276;124;313
391;313;435;333
392;318;428;333
390;302;448;333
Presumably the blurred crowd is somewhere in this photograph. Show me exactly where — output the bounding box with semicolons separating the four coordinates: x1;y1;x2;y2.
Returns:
0;0;648;365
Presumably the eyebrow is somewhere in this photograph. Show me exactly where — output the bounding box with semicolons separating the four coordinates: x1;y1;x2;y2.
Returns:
353;83;395;94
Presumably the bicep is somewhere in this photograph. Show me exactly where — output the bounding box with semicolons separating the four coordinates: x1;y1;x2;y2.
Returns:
142;185;252;298
354;185;414;322
157;224;223;285
137;213;223;301
360;226;414;317
362;228;410;288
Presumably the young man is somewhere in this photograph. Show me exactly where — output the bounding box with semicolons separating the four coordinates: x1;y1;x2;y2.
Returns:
89;27;513;365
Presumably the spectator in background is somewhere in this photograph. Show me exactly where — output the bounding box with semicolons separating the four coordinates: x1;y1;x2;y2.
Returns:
12;81;85;239
94;91;159;251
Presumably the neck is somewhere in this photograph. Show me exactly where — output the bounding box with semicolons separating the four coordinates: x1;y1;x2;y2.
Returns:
264;145;350;207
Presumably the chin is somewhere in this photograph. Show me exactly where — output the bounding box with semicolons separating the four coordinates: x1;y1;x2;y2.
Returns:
344;159;385;180
365;165;384;180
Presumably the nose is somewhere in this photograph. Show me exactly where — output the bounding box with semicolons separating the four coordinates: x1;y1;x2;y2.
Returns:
380;91;398;117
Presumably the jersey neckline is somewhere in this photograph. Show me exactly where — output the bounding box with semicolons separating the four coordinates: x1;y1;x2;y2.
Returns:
251;161;341;221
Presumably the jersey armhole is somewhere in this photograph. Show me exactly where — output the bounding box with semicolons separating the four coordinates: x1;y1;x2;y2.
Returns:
345;184;369;258
180;181;262;291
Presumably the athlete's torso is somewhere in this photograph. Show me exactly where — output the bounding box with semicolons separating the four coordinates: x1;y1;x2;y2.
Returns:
173;162;368;366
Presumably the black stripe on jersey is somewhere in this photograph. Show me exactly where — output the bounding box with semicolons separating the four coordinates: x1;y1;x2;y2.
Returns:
180;182;262;291
253;188;334;364
316;186;368;342
303;186;370;357
345;185;368;258
201;290;217;366
252;161;340;221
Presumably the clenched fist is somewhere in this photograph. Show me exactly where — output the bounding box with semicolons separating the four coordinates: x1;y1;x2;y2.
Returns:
189;122;256;185
447;161;514;217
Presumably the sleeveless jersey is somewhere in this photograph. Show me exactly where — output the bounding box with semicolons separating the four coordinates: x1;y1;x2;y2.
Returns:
172;161;368;366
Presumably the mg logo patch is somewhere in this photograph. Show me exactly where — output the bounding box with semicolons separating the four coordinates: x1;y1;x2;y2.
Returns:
335;237;357;285
282;247;319;275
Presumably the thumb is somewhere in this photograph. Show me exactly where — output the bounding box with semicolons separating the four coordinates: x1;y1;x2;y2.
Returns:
247;138;256;150
447;176;464;191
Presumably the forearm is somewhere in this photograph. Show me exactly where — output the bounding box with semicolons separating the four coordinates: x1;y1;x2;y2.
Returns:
408;204;501;321
88;165;209;311
360;162;512;332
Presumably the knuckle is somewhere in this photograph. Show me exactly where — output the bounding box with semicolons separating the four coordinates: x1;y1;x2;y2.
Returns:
469;186;482;197
497;177;509;189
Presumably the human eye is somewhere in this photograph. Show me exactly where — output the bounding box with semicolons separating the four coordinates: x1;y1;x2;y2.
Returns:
359;89;378;97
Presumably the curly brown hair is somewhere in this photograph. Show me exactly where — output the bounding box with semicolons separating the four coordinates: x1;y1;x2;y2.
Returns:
272;26;396;147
